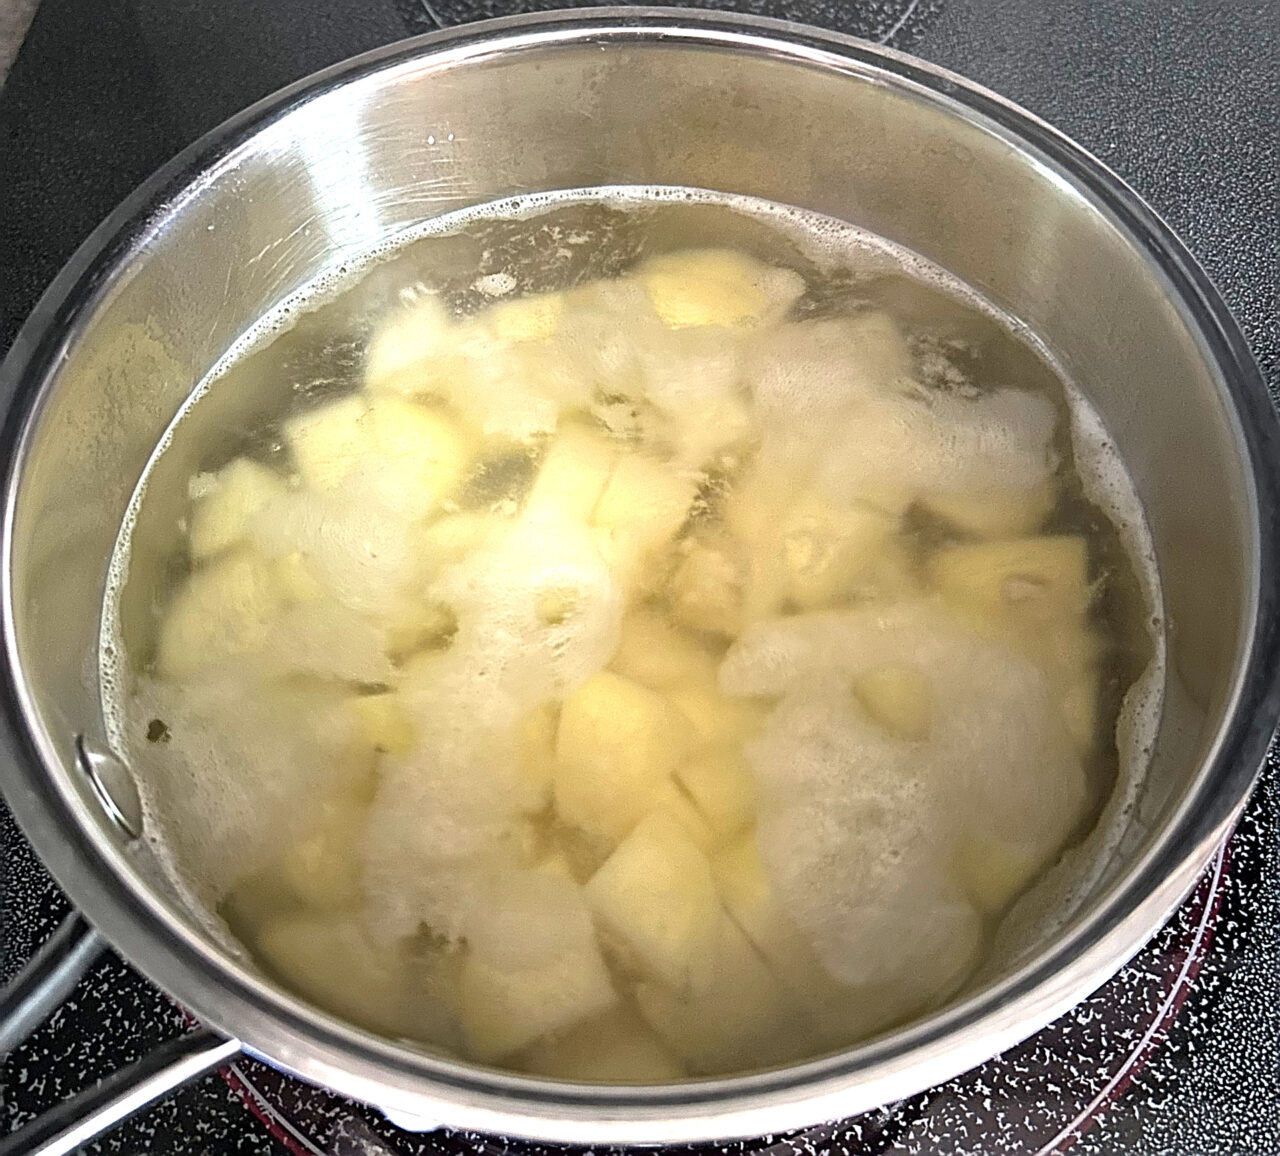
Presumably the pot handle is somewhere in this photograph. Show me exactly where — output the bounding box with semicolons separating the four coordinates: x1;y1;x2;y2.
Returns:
0;1028;242;1156
0;912;103;1054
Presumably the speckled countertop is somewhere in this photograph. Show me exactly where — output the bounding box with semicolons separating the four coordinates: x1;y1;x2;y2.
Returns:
1;1;1277;1153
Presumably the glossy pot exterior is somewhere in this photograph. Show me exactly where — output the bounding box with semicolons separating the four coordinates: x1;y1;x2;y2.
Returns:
1;9;1277;1145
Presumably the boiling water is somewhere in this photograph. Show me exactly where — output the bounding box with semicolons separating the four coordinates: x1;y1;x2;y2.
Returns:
103;188;1161;1080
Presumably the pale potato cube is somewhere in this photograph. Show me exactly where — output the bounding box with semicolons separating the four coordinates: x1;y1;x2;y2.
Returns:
592;524;665;602
156;551;283;680
515;1005;686;1083
637;249;802;330
851;665;933;741
647;780;717;853
458;873;617;1060
285;395;373;490
634;914;807;1073
610;608;718;690
676;750;755;839
534;848;577;882
1060;668;1100;753
669;682;762;753
518;703;559;813
367;396;472;507
920;480;1056;540
554;672;693;848
364;294;460;398
413;511;502;579
255;914;406;1035
279;806;364;911
668;535;747;638
273;551;326;604
953;834;1042;915
930;535;1091;631
584;811;720;991
594;453;697;560
526;424;619;522
778;493;898;610
189;458;288;560
483;291;565;343
260;600;393;685
353;694;414;755
383;598;457;660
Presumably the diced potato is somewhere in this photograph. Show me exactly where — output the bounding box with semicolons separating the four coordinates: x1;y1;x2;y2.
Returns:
515;1005;686;1083
255;914;406;1035
458;873;617;1060
156;551;283;680
930;535;1091;633
367;396;472;507
669;682;762;753
636;249;802;330
953;834;1041;915
851;666;933;741
383;598;457;660
676;750;755;839
647;780;717;853
668;535;747;638
189;458;288;560
634;914;805;1073
594;453;697;561
534;849;577;882
584;811;720;991
260;601;393;685
364;295;460;398
611;608;718;690
1060;668;1100;752
274;551;326;603
518;703;559;813
483;292;565;343
279;806;364;911
920;481;1056;541
285;395;373;491
778;494;898;610
413;511;502;579
526;424;618;522
353;693;415;755
554;672;693;849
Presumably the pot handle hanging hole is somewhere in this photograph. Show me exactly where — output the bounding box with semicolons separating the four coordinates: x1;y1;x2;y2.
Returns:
75;735;143;839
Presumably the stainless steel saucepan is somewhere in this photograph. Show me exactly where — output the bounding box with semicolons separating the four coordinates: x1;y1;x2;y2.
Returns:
1;9;1277;1154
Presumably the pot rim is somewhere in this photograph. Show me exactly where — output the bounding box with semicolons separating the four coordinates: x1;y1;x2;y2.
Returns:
2;8;1277;1144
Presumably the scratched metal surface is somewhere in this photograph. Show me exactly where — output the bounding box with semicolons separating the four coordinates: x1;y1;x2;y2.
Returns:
1;0;1277;1152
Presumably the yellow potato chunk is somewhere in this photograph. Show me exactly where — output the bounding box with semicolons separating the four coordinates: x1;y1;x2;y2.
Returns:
637;249;801;330
953;834;1042;915
515;1006;686;1083
189;458;288;560
647;780;718;853
668;682;762;753
554;672;693;849
366;395;472;505
255;914;406;1035
526;423;619;522
585;811;721;990
363;294;459;398
483;291;565;343
353;694;415;755
458;875;617;1060
610;607;718;690
279;806;365;911
413;511;502;579
634;914;804;1073
594;453;697;560
518;702;559;813
920;481;1056;541
778;494;898;610
668;535;747;638
676;750;756;839
930;535;1091;633
284;394;373;490
851;666;934;741
1060;669;1100;753
156;551;283;680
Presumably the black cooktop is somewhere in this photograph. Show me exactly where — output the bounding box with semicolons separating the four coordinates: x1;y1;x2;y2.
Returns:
1;1;1277;1153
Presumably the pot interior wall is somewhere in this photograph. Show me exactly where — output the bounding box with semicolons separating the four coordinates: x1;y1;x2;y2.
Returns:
6;28;1255;1040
